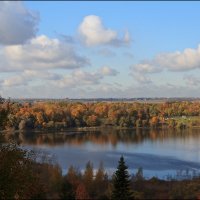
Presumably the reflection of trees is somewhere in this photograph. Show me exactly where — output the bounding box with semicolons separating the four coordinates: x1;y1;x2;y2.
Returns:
3;128;200;147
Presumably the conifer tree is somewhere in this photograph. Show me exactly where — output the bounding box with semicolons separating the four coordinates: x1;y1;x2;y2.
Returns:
112;156;133;200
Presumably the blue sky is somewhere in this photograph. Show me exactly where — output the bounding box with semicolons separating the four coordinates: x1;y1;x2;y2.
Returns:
1;1;200;98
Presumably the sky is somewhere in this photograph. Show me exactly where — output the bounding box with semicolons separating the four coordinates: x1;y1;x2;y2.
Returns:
1;1;200;98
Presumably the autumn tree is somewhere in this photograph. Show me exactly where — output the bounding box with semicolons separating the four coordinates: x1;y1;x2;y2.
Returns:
86;115;99;127
67;165;82;193
83;161;94;197
132;167;144;192
0;96;9;130
150;116;159;127
93;162;108;199
0;143;43;199
75;183;90;200
2;100;200;130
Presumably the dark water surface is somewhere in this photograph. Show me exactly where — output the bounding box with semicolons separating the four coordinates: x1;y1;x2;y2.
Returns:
3;128;200;179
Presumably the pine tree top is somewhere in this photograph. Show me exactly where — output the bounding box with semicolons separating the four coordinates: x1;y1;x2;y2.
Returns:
112;156;133;200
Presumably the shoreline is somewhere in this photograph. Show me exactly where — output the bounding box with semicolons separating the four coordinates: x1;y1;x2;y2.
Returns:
2;125;200;135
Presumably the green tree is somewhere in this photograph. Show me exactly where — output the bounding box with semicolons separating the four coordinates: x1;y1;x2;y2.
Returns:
112;156;133;200
60;176;75;200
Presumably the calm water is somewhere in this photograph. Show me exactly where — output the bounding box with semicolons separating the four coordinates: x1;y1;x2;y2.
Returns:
3;128;200;179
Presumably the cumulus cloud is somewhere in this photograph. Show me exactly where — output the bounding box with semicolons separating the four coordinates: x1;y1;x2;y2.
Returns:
133;44;200;73
2;71;200;98
0;1;39;45
0;35;89;72
79;15;131;46
130;62;157;84
132;62;162;74
53;67;118;88
130;44;200;84
70;70;102;85
1;70;62;87
155;46;200;71
1;66;118;89
23;70;62;80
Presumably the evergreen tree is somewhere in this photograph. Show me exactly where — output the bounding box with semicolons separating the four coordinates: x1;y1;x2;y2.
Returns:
112;156;133;200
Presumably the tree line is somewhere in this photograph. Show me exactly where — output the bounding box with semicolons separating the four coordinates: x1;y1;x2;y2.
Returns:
1;99;200;131
1;143;200;199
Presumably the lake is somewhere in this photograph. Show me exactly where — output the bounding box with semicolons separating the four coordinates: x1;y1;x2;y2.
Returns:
2;128;200;179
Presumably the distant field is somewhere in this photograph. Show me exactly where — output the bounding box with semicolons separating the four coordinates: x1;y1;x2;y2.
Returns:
11;98;200;104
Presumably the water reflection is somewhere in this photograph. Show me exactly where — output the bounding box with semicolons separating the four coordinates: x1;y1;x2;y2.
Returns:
3;128;200;147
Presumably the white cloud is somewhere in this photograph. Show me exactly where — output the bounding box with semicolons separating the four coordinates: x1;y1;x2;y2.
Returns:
132;73;152;84
52;67;118;88
99;66;118;76
1;70;62;87
0;1;39;45
23;70;62;80
2;75;200;98
155;46;200;71
79;15;116;46
133;44;200;73
0;35;89;72
83;83;124;98
79;15;131;46
130;62;157;84
130;44;200;85
3;76;28;87
1;66;118;89
132;62;162;74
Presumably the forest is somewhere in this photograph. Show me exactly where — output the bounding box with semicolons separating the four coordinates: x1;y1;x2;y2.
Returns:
1;98;200;131
1;143;200;200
